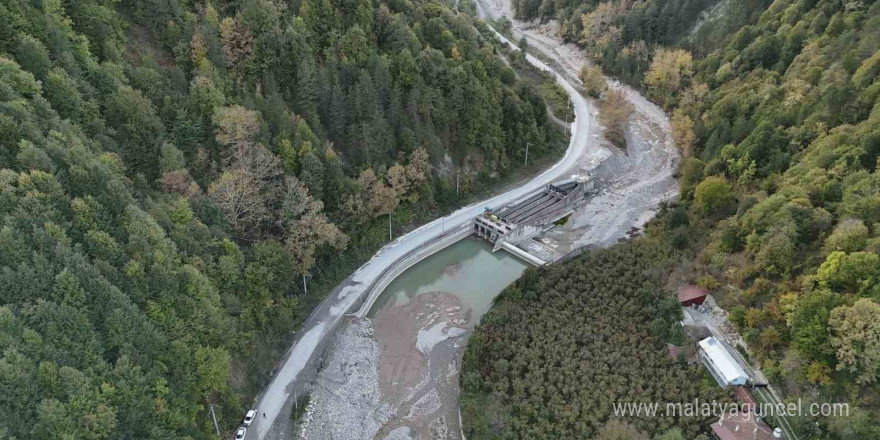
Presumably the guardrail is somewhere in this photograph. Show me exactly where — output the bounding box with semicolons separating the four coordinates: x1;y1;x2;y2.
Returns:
351;222;475;318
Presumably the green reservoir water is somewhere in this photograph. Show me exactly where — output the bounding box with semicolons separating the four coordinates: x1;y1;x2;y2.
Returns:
368;238;529;320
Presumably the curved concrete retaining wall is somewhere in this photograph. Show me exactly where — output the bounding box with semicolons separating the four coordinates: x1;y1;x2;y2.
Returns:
352;223;474;318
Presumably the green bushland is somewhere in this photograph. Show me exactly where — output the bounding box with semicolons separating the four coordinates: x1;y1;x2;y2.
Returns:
460;218;726;439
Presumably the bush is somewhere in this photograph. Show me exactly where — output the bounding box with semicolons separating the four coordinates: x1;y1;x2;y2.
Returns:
693;176;735;217
824;218;869;253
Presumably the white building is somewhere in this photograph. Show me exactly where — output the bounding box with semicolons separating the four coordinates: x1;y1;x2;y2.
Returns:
699;337;748;387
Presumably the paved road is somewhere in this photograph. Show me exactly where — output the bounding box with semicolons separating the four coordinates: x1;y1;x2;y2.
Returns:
242;17;597;440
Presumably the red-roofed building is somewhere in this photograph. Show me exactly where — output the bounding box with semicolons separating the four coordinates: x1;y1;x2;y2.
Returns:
711;412;781;440
678;284;709;306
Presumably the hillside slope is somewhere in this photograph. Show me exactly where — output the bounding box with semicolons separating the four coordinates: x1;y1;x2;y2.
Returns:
463;0;880;438
0;0;567;438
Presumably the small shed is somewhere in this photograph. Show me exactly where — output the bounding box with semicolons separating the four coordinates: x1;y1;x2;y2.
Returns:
699;337;749;387
678;284;709;306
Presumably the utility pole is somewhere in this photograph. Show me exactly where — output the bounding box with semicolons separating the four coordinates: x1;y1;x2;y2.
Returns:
456;172;460;196
525;142;531;166
389;213;393;241
209;403;220;437
302;274;307;295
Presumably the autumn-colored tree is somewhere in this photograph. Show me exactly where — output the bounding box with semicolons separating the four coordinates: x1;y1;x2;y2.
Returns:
219;16;254;77
189;32;209;74
600;89;633;148
386;163;409;201
341;169;372;221
579;3;622;59
208;170;268;239
234;144;282;182
579;64;607;98
829;299;880;384
344;168;399;221
406;147;431;186
280;177;348;275
805;361;832;385
212;104;262;165
644;49;693;108
677;82;708;115
671;110;695;158
159;169;201;198
368;176;399;219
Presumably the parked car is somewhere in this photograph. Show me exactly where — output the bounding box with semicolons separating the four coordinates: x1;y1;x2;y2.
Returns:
243;410;257;427
235;427;246;440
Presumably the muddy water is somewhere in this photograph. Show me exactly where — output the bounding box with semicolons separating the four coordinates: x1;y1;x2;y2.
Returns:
368;238;529;322
368;238;528;439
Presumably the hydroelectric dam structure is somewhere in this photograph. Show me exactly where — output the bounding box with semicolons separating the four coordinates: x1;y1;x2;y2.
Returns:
352;177;594;318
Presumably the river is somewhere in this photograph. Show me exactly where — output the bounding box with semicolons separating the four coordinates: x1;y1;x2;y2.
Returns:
368;239;529;322
296;239;528;440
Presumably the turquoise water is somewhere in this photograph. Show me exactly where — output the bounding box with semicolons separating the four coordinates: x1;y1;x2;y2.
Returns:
368;239;528;320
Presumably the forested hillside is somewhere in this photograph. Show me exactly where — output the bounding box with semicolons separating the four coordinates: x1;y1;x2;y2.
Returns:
460;228;726;440
0;0;565;437
465;0;880;438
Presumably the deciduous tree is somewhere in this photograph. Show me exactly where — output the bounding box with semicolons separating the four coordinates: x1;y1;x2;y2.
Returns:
600;89;633;148
829;299;880;384
644;49;693;108
212;104;262;164
693;177;734;217
208;170;268;238
579;64;607;98
671;110;695;158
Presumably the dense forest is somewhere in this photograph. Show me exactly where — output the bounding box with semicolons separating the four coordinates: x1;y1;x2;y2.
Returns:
0;0;567;437
464;0;880;438
460;228;726;440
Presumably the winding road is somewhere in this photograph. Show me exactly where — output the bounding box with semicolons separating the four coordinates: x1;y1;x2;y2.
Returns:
244;12;599;440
